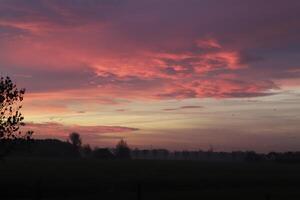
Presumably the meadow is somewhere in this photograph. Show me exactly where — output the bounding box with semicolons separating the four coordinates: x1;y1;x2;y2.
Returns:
1;158;300;199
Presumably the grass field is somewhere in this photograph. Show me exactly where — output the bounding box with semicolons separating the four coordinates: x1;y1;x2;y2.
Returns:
1;158;300;199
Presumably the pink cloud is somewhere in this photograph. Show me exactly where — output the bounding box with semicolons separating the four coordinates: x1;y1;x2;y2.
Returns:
196;38;221;49
1;0;298;104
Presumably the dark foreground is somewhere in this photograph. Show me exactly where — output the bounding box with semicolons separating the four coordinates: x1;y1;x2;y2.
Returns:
1;158;300;200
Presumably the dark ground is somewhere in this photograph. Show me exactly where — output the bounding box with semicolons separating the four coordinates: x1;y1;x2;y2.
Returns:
1;158;300;199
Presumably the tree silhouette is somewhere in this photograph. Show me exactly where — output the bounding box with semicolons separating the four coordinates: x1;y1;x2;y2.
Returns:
0;76;32;140
93;148;115;160
115;139;131;159
68;132;82;148
82;144;92;153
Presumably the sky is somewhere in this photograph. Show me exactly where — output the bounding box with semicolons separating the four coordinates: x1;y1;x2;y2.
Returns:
0;0;300;152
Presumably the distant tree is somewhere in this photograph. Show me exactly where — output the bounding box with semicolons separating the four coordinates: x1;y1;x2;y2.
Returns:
0;76;32;140
131;148;142;159
81;144;92;157
93;148;115;160
68;132;82;148
2;139;79;158
142;149;149;159
115;139;131;159
174;151;181;160
152;149;158;158
161;149;170;159
182;151;190;160
245;151;262;162
267;152;278;161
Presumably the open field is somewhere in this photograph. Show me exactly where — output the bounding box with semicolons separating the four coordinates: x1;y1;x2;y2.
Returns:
0;158;300;199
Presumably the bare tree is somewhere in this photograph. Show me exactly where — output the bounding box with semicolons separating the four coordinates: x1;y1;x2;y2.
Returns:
0;76;32;140
68;132;82;148
0;76;33;159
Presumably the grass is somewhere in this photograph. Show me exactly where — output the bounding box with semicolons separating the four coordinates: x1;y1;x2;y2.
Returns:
1;157;300;199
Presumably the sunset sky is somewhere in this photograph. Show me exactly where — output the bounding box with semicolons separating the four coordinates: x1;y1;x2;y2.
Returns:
1;0;300;152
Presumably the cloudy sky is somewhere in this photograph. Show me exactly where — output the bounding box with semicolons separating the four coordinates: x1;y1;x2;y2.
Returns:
1;0;300;152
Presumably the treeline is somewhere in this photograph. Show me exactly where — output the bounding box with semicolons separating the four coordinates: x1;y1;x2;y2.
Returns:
0;133;131;160
132;149;300;163
2;137;300;164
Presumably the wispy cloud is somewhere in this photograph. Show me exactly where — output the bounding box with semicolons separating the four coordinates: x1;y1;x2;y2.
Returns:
25;122;139;138
163;105;203;111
